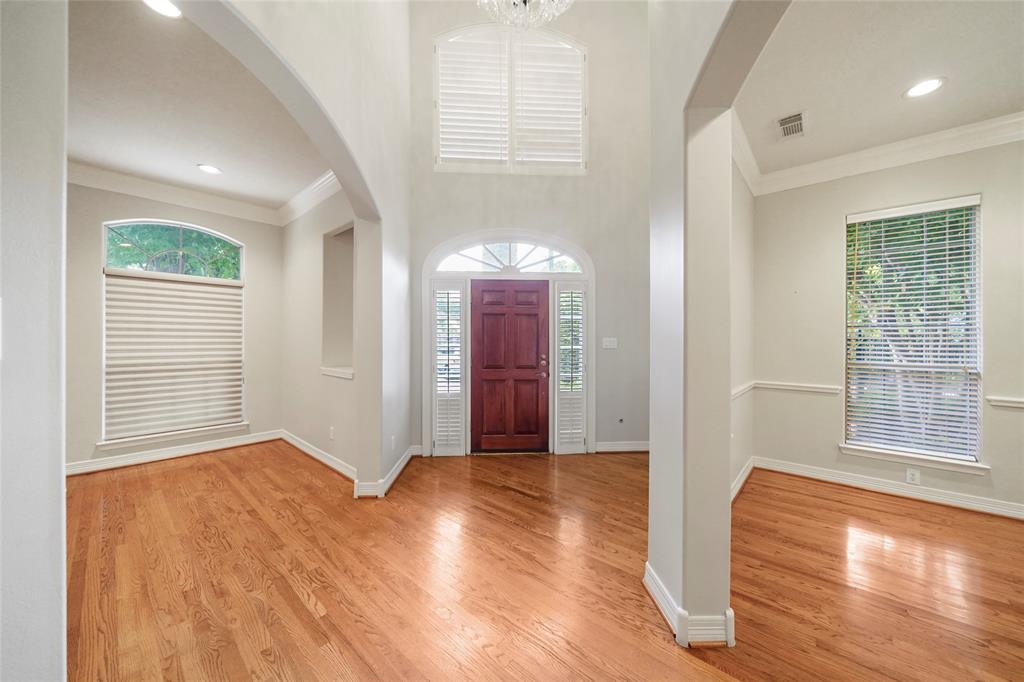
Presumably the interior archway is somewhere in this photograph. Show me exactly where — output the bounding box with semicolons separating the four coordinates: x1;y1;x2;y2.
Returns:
181;1;380;221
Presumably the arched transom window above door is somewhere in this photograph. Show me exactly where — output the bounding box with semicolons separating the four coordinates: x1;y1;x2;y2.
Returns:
437;241;582;274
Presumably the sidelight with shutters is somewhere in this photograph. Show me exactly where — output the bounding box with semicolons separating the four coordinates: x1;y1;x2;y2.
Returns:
554;284;585;453
432;281;467;455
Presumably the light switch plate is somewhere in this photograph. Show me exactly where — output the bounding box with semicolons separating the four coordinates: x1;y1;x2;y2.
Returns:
601;337;618;349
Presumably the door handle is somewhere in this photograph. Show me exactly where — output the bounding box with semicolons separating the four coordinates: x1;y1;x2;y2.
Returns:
538;372;548;379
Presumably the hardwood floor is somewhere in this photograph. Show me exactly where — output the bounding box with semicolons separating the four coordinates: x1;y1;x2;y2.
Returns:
696;469;1024;681
67;442;1024;681
67;442;726;681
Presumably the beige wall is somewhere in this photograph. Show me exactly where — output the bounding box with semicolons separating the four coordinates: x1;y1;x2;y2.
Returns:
753;142;1024;505
65;184;284;463
730;162;755;484
409;0;651;448
280;192;359;472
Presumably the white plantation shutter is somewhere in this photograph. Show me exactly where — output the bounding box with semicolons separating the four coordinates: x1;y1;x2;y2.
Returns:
433;284;466;455
845;196;981;460
555;285;585;453
435;26;585;173
513;34;585;169
103;273;244;440
436;26;509;166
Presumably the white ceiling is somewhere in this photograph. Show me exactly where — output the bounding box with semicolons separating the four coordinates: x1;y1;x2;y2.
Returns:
735;1;1024;173
69;0;328;208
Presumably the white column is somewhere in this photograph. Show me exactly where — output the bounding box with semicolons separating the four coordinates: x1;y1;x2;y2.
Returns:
682;106;735;645
645;0;733;639
1;0;69;676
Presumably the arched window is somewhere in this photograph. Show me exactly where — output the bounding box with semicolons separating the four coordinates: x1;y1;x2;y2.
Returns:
106;220;241;280
437;240;582;274
102;220;244;443
434;25;587;174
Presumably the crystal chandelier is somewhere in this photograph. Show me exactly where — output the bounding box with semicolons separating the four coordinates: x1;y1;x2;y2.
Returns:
477;0;575;30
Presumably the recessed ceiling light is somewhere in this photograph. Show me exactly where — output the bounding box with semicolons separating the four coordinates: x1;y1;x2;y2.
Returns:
904;78;945;98
142;0;182;18
197;164;222;175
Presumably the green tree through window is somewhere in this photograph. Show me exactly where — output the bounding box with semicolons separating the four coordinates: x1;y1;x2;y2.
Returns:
106;222;241;280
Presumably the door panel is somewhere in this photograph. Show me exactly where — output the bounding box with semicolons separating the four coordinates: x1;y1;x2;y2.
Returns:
471;280;549;451
513;314;540;367
512;380;540;434
481;314;507;368
481;379;507;435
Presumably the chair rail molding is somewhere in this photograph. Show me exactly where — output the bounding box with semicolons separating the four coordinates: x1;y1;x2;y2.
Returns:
735;380;843;396
987;396;1024;409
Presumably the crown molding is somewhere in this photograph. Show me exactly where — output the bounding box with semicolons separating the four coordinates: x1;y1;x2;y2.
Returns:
68;162;343;227
68;161;283;225
279;170;342;225
732;111;1024;197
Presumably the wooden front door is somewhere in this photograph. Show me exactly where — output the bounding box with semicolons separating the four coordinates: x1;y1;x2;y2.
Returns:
471;280;550;452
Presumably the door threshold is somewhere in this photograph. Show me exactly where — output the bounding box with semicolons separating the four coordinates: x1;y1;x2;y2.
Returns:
471;451;551;456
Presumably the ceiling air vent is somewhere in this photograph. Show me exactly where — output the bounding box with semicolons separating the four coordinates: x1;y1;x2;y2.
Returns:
777;112;804;139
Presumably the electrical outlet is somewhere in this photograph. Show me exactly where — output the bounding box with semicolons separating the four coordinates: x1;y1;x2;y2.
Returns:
391;435;396;451
329;426;335;440
906;468;921;485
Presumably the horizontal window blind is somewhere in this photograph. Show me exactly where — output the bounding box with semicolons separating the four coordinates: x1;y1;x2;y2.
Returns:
513;35;585;168
104;274;243;440
435;26;585;173
845;201;980;460
436;27;509;166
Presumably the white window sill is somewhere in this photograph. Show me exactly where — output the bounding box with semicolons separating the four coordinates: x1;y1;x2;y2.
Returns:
838;443;990;475
321;366;354;380
97;421;249;451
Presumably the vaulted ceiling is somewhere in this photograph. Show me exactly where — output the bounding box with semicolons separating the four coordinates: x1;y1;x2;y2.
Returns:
69;0;328;208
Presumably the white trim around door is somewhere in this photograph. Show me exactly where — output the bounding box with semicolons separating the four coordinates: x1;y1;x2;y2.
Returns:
421;231;597;456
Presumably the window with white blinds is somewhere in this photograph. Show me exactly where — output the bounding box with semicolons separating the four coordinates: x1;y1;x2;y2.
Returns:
845;196;981;461
433;285;465;455
103;221;244;442
435;25;586;174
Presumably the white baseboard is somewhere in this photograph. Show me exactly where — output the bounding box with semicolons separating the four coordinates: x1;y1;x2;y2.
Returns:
686;608;735;647
280;430;357;482
65;430;284;475
753;456;1024;520
595;440;649;452
731;457;754;501
643;563;735;647
354;445;420;498
643;562;681;635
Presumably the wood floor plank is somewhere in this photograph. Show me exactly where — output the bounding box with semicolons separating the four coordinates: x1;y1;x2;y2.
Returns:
693;469;1024;681
68;443;1023;680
